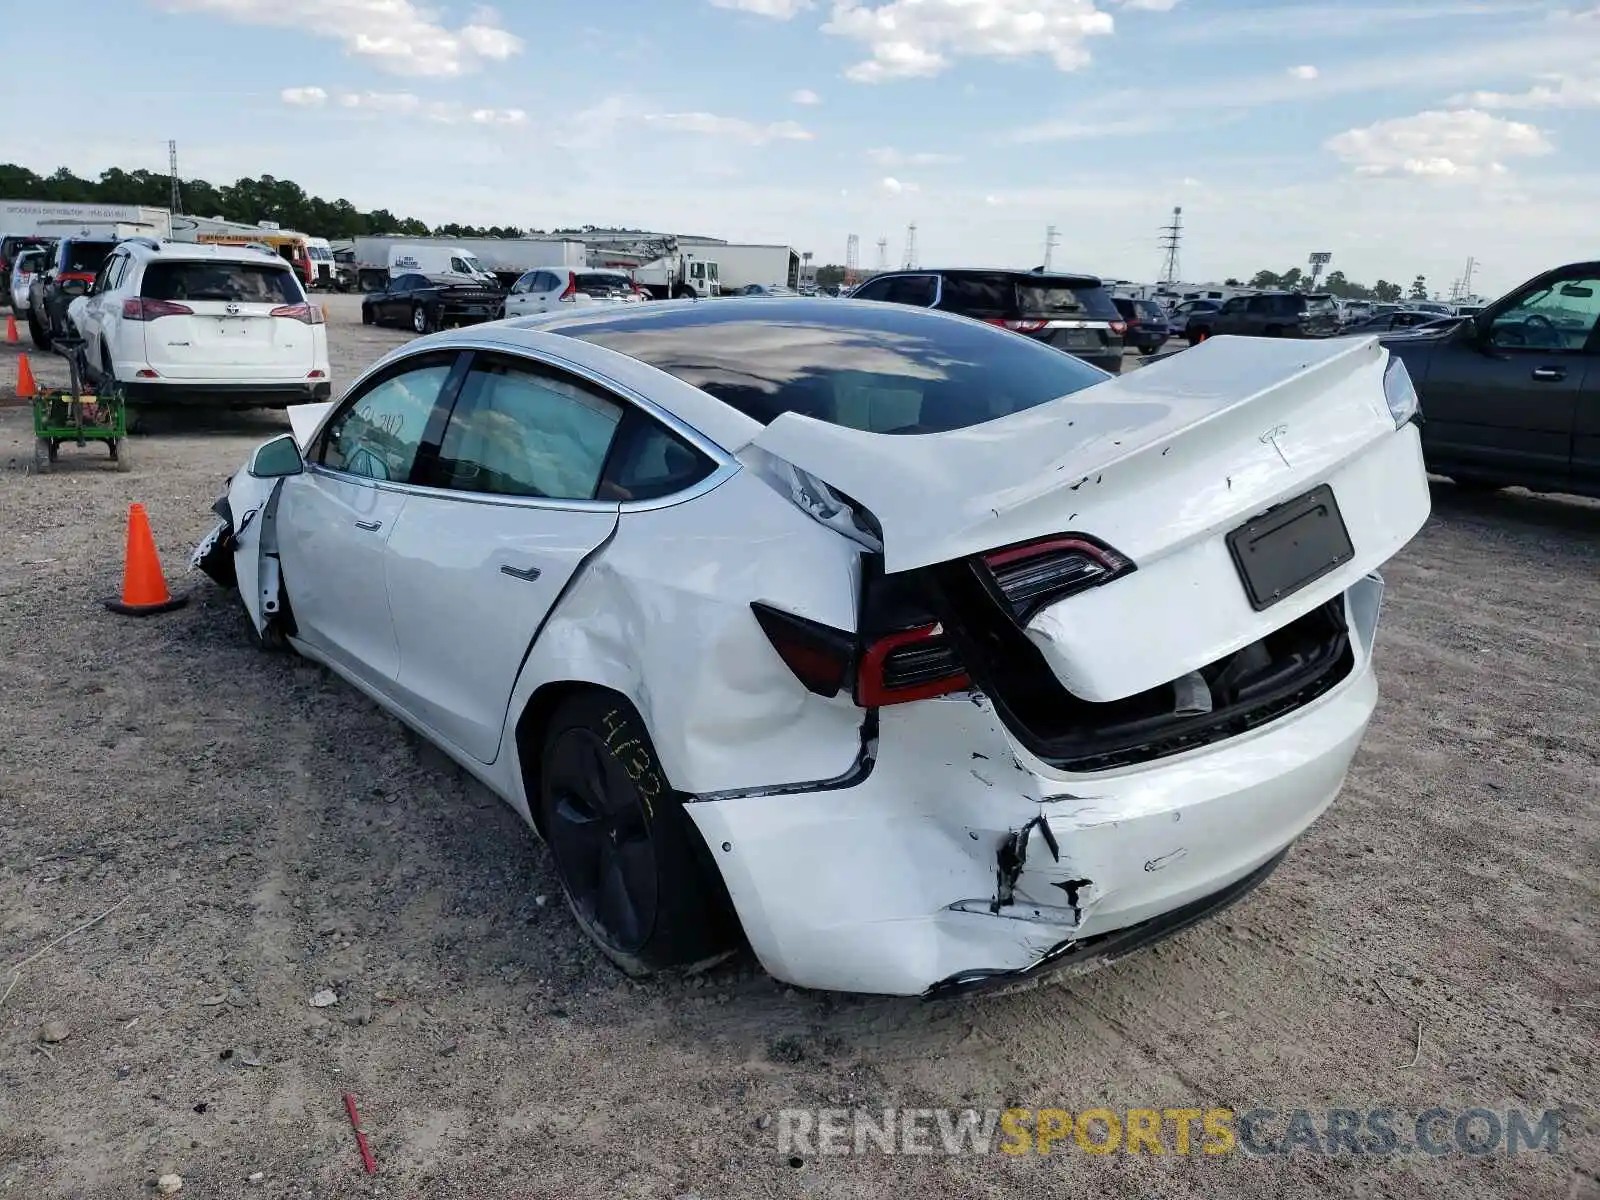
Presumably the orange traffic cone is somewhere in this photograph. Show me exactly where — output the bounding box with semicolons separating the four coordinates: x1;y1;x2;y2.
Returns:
16;352;36;398
5;314;17;343
105;503;188;617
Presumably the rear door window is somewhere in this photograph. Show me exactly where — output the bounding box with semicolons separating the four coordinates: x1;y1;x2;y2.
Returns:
63;241;116;274
884;275;938;307
598;411;716;501
848;276;894;302
143;261;301;304
573;273;632;297
937;272;1016;319
433;357;624;500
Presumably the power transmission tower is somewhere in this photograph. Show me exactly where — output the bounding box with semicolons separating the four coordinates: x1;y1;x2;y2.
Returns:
1043;225;1059;272
168;139;183;215
875;237;889;271
1158;205;1182;285
845;233;860;284
902;222;917;270
1461;255;1477;298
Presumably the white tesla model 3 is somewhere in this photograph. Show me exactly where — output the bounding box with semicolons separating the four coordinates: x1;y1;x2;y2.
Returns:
194;299;1431;997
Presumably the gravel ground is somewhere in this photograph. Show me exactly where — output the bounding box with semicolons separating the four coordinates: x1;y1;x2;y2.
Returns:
0;295;1596;1199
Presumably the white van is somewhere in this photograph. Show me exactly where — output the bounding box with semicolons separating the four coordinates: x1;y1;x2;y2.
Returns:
386;244;498;286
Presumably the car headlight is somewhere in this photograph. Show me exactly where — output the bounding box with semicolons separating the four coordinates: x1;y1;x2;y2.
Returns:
1383;355;1421;428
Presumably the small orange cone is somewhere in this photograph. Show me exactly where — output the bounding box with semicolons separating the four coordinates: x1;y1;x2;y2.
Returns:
5;314;17;343
16;352;36;398
105;503;188;617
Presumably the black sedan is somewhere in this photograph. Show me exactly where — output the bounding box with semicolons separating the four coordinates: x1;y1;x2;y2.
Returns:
362;273;507;334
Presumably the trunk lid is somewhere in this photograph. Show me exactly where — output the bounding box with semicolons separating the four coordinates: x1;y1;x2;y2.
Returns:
140;260;314;380
748;334;1431;703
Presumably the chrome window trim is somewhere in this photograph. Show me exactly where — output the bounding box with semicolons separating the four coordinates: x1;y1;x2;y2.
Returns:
311;335;742;513
306;458;740;514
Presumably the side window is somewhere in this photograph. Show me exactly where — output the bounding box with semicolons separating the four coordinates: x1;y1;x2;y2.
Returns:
91;256;119;295
320;359;456;481
885;275;937;307
849;276;894;302
510;272;532;295
598;410;716;502
937;273;1011;318
1246;296;1270;314
1488;276;1600;351
450;257;470;273
1222;298;1247;314
434;359;623;500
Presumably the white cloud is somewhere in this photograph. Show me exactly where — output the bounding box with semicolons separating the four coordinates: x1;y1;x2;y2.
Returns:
881;176;904;194
709;0;813;15
290;89;524;125
1325;108;1553;178
1116;0;1180;9
643;112;815;144
1288;64;1318;80
1164;1;1550;43
866;147;961;166
823;0;1120;81
1452;73;1600;109
1004;115;1170;142
159;0;523;76
984;194;1004;205
790;88;821;105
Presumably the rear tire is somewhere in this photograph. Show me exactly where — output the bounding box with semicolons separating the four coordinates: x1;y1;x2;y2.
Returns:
537;692;738;976
362;306;374;326
1190;327;1209;343
411;304;432;335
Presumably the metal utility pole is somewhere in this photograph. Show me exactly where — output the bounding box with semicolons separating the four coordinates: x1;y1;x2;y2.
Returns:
1307;251;1332;291
1158;206;1182;285
876;237;889;271
168;140;183;215
1461;255;1477;298
1043;224;1060;272
845;233;860;285
902;222;918;270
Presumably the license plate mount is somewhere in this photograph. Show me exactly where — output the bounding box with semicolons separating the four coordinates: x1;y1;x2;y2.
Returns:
1226;484;1354;612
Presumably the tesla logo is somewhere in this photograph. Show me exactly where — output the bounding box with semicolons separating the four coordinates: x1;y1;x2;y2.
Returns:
1260;424;1291;468
225;302;240;315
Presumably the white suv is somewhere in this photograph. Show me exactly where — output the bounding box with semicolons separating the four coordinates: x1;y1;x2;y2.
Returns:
69;239;332;407
501;268;643;318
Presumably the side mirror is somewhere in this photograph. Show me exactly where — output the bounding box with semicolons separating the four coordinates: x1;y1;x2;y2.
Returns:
248;433;305;478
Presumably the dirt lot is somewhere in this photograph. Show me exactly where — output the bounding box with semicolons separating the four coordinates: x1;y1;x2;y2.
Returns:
0;295;1596;1199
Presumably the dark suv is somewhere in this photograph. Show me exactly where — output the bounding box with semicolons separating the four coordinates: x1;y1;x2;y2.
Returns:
27;237;118;349
1188;291;1341;341
1113;296;1170;355
848;268;1126;372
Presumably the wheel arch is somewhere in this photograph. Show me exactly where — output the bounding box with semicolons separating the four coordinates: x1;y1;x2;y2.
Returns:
513;678;638;839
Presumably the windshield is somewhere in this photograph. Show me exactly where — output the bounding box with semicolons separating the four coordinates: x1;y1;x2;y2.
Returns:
1305;295;1337;316
142;260;303;303
559;301;1108;434
574;272;634;295
307;246;333;261
463;255;488;274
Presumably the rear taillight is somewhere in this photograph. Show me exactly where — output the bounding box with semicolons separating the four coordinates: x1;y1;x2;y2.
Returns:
751;603;971;708
984;317;1048;334
857;623;969;707
980;535;1134;623
751;603;853;698
559;272;577;302
122;298;193;321
270;303;324;324
1109;320;1127;336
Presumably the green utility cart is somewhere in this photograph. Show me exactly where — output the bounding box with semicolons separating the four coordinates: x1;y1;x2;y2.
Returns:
32;351;130;474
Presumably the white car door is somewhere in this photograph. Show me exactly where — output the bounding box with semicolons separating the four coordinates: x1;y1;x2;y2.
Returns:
381;351;643;763
503;271;535;317
276;351;463;688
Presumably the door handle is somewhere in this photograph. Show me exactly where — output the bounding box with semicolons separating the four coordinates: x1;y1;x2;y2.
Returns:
354;519;383;531
1531;367;1565;382
500;564;542;582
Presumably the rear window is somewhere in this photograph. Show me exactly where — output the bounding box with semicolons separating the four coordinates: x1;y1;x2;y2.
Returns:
63;241;117;274
142;260;303;304
1304;295;1338;316
557;302;1108;435
1016;278;1120;320
1134;300;1165;320
574;273;633;295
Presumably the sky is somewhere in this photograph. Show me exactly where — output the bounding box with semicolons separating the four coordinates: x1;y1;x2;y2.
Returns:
4;0;1598;297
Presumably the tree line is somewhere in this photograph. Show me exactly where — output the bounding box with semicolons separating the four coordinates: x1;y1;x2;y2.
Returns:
1235;268;1436;303
0;162;541;241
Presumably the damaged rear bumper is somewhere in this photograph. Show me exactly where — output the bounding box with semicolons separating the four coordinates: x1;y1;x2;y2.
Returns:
686;576;1384;997
921;848;1286;999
